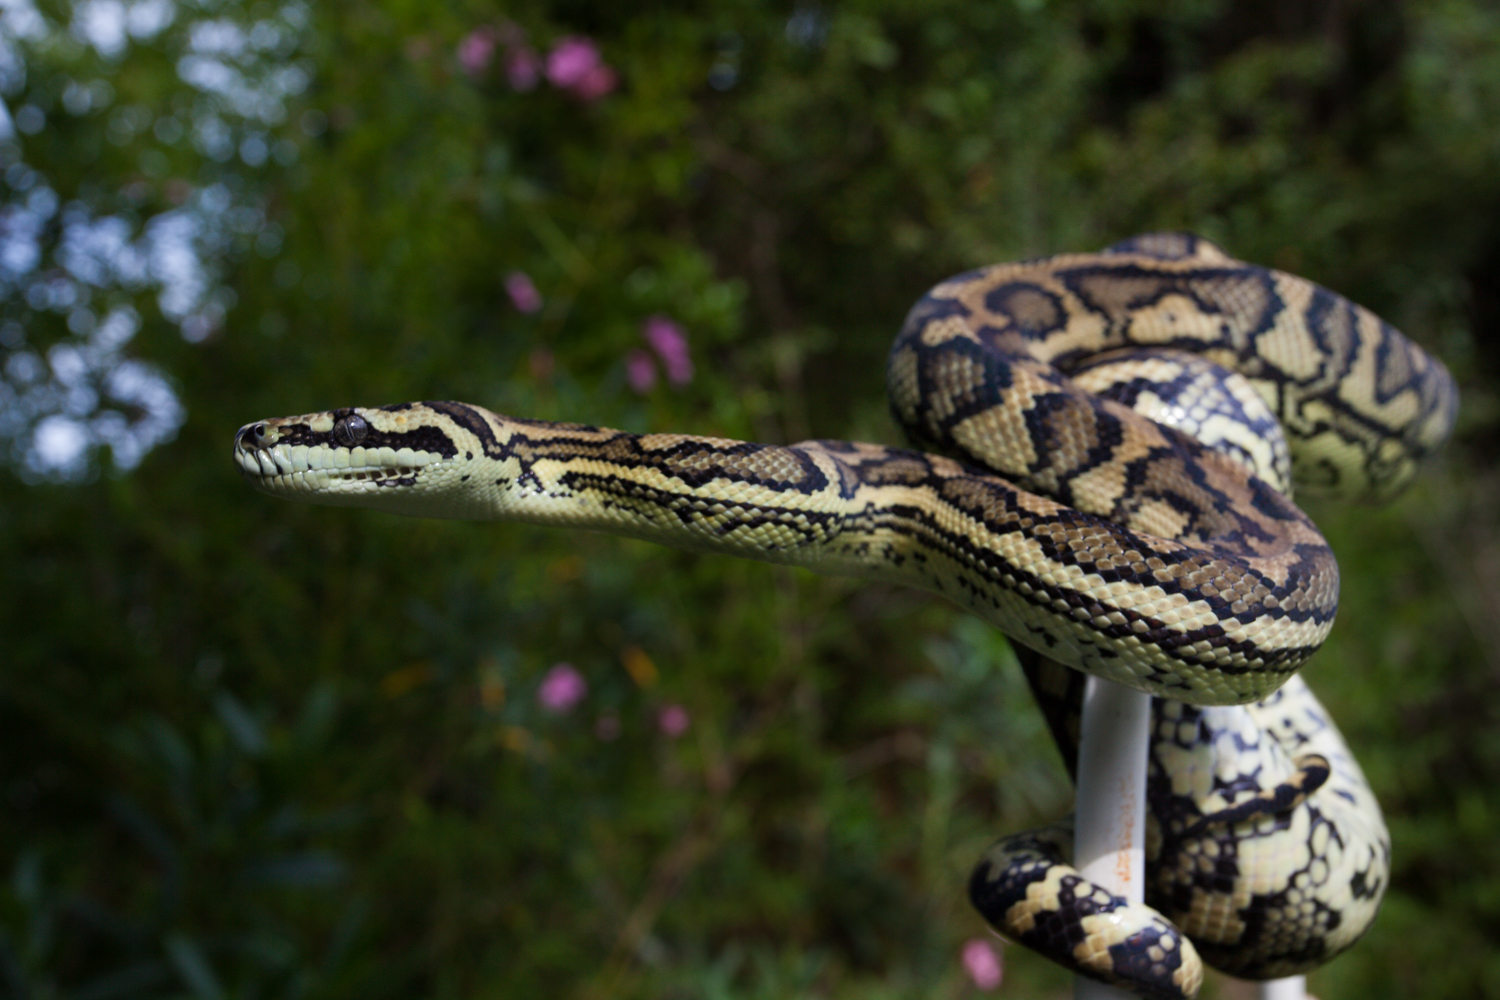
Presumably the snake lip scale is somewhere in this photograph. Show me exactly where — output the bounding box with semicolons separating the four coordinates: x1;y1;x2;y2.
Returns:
235;234;1455;997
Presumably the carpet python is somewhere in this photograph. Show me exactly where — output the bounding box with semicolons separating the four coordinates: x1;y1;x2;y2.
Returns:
235;233;1456;997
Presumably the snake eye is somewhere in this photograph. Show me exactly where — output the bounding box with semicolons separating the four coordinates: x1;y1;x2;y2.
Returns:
333;413;369;447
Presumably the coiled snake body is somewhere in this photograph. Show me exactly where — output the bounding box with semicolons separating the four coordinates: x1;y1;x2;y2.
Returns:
236;234;1456;997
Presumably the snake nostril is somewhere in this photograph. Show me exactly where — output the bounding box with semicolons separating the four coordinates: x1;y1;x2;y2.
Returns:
238;423;268;449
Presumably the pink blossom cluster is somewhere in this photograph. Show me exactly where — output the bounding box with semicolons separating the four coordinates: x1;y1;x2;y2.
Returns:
961;938;1003;991
627;315;693;393
537;662;587;714
458;24;617;101
657;703;690;738
505;270;542;313
456;28;499;77
545;37;617;100
536;662;692;741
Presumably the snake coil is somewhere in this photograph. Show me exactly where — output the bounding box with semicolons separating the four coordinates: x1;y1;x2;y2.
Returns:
235;234;1456;997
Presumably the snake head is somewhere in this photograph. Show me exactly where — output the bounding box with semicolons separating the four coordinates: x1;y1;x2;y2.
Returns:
233;402;503;519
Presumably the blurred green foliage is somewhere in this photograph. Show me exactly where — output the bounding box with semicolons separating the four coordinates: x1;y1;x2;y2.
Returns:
3;1;1498;998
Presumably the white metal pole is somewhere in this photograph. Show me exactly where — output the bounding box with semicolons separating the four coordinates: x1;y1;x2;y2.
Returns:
1259;975;1307;999
1073;674;1151;1000
1070;674;1308;1000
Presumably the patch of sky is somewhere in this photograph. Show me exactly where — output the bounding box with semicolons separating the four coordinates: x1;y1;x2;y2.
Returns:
1;305;183;479
0;0;313;479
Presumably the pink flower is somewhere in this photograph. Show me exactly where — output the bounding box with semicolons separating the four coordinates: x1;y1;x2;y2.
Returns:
961;938;1002;991
570;63;617;101
626;349;657;393
643;315;692;386
546;36;600;86
546;36;617;100
505;270;542;313
506;47;542;91
537;663;587;714
657;703;690;738
457;27;498;76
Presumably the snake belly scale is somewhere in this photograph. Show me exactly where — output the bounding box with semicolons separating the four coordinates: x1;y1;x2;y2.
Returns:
235;234;1456;996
